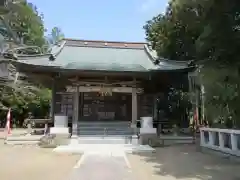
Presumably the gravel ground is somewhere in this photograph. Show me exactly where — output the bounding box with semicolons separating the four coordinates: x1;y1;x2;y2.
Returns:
0;128;27;139
127;144;240;180
0;140;81;180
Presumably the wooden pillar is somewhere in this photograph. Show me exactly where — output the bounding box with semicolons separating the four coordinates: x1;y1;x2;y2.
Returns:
153;94;158;120
132;87;138;125
50;79;56;124
188;70;201;126
72;86;79;137
188;72;195;116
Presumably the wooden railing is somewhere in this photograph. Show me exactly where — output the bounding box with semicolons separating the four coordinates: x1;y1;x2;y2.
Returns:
200;127;240;157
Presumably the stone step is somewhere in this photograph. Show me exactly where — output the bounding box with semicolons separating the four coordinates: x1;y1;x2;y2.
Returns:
74;121;134;137
76;121;133;136
77;126;132;130
5;140;39;145
78;135;132;139
77;126;131;129
159;136;194;145
5;135;43;145
77;136;132;144
77;128;132;133
77;131;133;136
77;129;132;133
6;135;43;141
77;121;130;127
77;127;133;132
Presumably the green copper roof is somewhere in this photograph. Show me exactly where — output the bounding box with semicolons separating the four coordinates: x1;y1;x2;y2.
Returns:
8;39;196;73
58;46;154;71
14;40;158;72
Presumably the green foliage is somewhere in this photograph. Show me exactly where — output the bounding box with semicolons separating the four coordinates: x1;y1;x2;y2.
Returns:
43;27;65;53
0;1;52;123
7;1;45;46
50;27;64;44
144;0;206;61
0;81;51;121
144;0;240;128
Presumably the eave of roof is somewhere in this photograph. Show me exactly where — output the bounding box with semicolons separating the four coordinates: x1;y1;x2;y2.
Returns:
2;38;197;74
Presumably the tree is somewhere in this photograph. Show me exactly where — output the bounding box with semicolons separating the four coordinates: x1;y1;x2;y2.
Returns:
0;1;51;125
50;27;64;44
196;0;240;65
144;0;206;61
144;0;240;128
43;27;64;53
7;1;45;46
195;0;240;127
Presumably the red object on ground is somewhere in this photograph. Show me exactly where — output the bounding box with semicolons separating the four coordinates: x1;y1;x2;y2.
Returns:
6;108;11;135
194;107;199;126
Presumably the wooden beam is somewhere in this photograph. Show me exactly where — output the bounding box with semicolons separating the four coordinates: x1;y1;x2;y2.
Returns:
65;85;143;93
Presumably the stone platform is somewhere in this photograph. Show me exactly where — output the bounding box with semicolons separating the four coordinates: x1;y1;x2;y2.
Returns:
75;135;135;144
5;135;43;145
53;144;155;154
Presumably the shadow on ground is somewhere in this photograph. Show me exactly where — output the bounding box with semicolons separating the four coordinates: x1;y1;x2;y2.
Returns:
129;144;240;180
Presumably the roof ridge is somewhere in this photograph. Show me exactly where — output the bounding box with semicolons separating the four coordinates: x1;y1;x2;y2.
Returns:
144;44;158;60
158;57;193;64
65;44;144;50
64;38;147;44
51;40;66;56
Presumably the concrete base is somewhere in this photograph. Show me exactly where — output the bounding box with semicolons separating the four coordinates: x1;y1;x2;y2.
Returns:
139;134;157;146
159;135;195;146
53;144;155;154
76;136;132;144
50;127;69;135
131;135;139;145
70;136;79;145
140;128;157;134
201;146;240;163
47;127;70;146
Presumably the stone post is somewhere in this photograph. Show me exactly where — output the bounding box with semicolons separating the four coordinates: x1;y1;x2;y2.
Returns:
27;123;32;135
131;87;139;144
219;132;224;148
72;86;79;138
231;133;238;151
209;131;214;146
44;123;48;135
49;79;69;137
200;129;205;146
26;112;33;136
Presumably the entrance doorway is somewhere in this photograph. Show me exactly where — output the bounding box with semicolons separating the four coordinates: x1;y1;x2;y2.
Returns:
79;92;131;121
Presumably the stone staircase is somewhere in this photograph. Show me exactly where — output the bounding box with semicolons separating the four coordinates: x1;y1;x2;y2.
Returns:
5;135;43;145
75;121;135;144
76;121;133;136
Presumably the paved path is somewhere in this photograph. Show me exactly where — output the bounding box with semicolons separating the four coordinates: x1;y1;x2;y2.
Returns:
69;153;134;180
67;144;240;180
68;146;134;180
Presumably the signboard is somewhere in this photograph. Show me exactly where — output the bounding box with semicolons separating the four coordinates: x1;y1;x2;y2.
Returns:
66;86;143;93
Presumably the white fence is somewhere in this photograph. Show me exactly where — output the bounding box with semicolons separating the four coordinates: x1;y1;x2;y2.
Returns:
200;128;240;157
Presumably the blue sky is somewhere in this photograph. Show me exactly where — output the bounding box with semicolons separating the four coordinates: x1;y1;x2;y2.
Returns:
28;0;168;42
